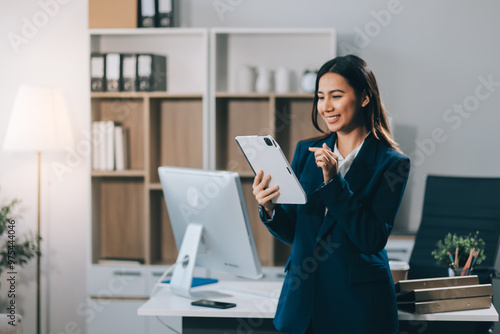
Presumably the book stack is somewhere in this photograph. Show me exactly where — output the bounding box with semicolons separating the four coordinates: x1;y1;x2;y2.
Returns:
92;121;129;171
396;276;492;314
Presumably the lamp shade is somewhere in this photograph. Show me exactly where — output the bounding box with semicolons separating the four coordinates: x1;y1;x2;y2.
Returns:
3;86;74;152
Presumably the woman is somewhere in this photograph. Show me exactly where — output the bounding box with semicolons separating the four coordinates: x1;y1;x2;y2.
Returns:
253;55;410;334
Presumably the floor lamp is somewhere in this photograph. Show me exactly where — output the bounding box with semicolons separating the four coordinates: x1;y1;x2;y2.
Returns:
2;86;74;334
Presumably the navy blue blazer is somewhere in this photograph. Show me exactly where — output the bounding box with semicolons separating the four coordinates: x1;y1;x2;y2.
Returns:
260;132;410;334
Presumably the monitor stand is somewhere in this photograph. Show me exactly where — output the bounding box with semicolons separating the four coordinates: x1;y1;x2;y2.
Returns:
170;223;231;299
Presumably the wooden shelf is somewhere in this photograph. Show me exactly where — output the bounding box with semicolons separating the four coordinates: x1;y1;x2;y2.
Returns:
89;27;336;269
215;92;272;99
91;170;146;177
148;92;203;99
91;92;203;99
90;28;208;36
149;183;162;190
215;92;314;99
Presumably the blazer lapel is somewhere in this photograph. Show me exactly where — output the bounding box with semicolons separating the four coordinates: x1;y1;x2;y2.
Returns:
315;132;379;244
342;133;378;194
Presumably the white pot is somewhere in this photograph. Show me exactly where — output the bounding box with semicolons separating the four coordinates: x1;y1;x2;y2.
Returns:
256;67;272;93
237;65;256;93
275;67;290;94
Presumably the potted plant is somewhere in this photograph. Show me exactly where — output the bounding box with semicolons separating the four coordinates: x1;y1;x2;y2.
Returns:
432;231;486;276
0;194;40;279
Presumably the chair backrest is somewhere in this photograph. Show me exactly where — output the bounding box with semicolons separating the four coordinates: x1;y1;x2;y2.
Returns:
408;175;500;279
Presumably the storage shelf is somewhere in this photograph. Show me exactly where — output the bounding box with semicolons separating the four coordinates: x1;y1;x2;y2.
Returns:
90;28;208;36
211;27;336;35
90;27;336;269
215;92;314;99
91;92;203;99
91;170;146;177
149;183;162;190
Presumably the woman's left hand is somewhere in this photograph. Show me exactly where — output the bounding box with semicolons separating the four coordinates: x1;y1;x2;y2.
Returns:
309;143;338;184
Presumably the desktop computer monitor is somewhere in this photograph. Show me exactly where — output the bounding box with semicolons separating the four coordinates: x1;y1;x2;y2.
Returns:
158;166;262;298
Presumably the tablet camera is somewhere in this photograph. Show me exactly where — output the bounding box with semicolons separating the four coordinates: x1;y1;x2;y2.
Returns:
264;137;273;146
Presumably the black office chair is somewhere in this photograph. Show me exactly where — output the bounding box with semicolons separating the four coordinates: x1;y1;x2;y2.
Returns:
408;175;500;282
405;175;500;334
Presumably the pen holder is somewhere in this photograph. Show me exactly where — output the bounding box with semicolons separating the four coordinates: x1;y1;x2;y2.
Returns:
448;267;472;277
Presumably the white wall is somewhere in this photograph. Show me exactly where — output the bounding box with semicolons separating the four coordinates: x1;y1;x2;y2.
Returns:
0;0;89;333
180;0;500;231
0;0;499;333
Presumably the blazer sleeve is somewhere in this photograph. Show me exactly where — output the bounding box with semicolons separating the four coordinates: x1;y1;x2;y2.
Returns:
258;141;306;245
316;155;410;254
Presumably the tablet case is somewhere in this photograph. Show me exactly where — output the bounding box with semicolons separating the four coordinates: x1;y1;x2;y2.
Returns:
235;135;307;204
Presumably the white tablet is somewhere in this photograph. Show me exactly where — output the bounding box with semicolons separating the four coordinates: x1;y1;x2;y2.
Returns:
235;135;307;204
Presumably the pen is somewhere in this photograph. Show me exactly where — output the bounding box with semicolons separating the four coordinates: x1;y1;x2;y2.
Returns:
447;251;456;269
470;250;479;270
461;248;474;276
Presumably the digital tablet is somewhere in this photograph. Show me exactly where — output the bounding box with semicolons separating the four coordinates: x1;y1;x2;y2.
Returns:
235;135;307;204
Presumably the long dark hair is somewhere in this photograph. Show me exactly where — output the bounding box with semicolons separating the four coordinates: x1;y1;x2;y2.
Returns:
311;55;401;152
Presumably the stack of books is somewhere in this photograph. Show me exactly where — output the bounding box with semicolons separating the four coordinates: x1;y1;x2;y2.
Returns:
396;276;492;314
92;121;129;171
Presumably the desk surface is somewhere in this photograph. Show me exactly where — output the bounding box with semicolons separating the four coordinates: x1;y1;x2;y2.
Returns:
138;281;499;322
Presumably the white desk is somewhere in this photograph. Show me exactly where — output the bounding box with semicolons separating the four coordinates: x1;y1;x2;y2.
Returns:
138;281;498;333
138;281;282;318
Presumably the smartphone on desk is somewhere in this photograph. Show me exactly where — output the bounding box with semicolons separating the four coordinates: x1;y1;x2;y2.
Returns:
191;299;236;309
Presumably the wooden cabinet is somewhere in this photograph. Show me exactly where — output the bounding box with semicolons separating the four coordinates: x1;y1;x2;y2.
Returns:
90;29;209;265
210;28;336;265
89;27;336;267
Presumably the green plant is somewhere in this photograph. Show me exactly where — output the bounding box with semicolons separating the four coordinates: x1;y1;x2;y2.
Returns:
432;231;486;268
0;194;40;277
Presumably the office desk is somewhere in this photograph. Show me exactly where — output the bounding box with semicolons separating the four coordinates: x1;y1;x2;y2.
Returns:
138;281;498;333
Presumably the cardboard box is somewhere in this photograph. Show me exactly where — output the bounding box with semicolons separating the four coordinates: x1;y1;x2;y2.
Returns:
89;0;137;29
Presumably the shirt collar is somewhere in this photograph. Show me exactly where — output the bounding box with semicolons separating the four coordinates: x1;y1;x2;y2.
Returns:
333;132;370;176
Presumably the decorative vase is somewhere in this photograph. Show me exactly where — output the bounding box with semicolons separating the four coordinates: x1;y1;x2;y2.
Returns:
275;67;290;94
301;69;317;93
256;67;272;93
237;65;256;93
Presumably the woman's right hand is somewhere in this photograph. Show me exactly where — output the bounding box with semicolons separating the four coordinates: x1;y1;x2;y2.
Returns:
252;170;279;217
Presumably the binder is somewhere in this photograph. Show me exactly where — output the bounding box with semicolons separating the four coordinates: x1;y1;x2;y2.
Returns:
395;275;479;293
137;54;167;91
157;0;174;27
106;53;121;92
138;0;157;28
90;54;106;92
397;296;492;314
397;284;492;302
121;54;137;92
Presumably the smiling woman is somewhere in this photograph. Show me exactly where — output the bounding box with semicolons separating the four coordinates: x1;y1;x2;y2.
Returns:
312;55;400;155
252;55;410;334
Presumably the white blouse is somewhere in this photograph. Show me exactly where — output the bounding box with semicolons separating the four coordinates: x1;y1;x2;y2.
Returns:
333;136;366;177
